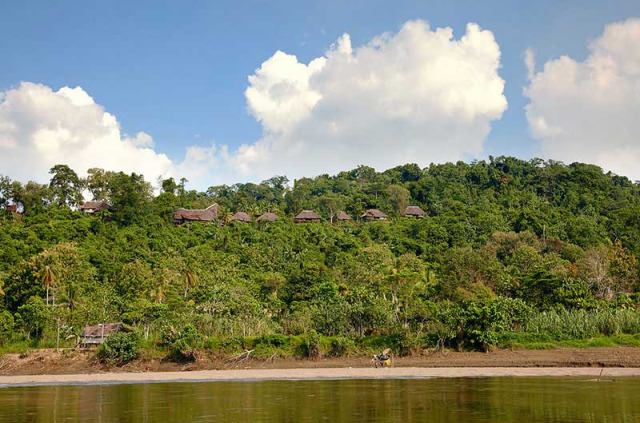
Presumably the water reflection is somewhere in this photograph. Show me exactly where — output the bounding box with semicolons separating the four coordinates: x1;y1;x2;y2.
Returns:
1;377;640;422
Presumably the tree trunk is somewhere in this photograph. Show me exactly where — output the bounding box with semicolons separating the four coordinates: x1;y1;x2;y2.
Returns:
56;319;60;351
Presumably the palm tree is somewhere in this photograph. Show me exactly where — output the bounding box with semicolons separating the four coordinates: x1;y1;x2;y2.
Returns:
59;282;79;318
154;282;166;304
183;269;197;299
41;266;56;305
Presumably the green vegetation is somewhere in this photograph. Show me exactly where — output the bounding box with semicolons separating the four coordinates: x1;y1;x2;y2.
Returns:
97;332;140;365
1;157;640;360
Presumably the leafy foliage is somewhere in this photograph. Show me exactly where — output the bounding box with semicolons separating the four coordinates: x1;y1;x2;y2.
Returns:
1;157;640;355
97;332;140;365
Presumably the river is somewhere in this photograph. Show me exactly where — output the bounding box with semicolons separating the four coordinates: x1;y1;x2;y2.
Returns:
1;377;639;422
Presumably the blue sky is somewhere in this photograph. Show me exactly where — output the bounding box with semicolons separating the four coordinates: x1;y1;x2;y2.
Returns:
1;1;640;186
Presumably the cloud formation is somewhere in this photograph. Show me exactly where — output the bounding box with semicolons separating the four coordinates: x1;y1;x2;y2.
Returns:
0;82;175;184
0;20;508;188
236;20;508;179
525;18;640;180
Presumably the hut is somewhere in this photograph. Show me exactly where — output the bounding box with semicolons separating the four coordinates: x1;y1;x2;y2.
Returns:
79;201;111;214
173;203;218;224
403;205;425;219
294;210;321;223
230;211;252;223
80;323;131;347
335;211;353;222
361;209;389;221
257;212;278;222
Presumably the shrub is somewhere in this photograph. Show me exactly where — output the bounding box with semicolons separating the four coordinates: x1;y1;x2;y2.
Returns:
329;336;355;357
457;297;531;351
393;331;417;357
97;332;140;365
160;324;203;361
0;311;14;345
257;334;289;347
304;330;321;359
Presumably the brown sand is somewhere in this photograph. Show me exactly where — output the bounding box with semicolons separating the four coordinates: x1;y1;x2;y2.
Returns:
1;367;640;387
3;347;640;386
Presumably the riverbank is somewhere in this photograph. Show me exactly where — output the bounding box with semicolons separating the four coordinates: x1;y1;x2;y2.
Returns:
2;366;640;387
4;347;640;377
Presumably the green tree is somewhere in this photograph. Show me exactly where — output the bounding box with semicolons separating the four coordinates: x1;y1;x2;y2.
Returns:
49;164;84;207
17;296;49;339
386;184;410;214
107;172;153;225
85;168;115;202
41;265;56;305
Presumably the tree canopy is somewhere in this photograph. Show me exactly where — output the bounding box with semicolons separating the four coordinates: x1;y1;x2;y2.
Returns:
1;157;640;353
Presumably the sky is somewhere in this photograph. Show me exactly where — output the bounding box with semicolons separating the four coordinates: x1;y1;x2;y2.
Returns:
1;0;639;189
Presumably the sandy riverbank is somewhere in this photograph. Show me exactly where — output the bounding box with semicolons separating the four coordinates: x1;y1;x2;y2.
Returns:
4;347;640;376
2;367;640;386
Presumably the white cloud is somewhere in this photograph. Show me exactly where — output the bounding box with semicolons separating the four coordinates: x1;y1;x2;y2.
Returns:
245;51;326;134
0;82;175;185
524;48;536;80
1;19;508;189
525;18;640;180
236;20;508;180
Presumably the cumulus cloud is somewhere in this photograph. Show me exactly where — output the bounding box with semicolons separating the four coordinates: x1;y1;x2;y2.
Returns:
234;20;508;180
0;82;175;184
525;18;640;180
1;19;508;189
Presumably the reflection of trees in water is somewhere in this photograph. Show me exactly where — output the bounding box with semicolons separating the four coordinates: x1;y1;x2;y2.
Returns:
2;378;640;422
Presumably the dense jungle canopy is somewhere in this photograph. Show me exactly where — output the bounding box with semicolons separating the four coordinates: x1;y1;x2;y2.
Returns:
1;156;640;354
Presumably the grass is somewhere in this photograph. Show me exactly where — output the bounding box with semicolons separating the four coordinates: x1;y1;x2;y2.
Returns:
499;333;640;350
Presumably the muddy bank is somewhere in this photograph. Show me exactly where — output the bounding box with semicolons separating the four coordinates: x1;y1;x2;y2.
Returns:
3;347;640;377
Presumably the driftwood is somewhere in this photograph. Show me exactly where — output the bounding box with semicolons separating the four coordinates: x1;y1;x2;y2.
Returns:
226;349;254;364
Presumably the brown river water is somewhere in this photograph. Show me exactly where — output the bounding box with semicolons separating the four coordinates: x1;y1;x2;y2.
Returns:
1;377;639;422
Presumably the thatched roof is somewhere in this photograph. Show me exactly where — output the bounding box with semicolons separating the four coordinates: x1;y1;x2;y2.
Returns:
257;212;278;222
230;211;252;223
295;210;321;221
336;211;352;221
79;201;111;212
173;203;218;222
361;209;389;220
403;205;425;217
81;323;130;338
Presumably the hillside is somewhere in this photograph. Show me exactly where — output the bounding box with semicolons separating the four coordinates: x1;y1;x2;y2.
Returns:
1;156;640;360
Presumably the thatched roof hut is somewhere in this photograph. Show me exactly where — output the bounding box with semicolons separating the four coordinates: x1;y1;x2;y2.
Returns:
361;208;389;221
230;211;252;223
79;201;111;214
294;210;321;223
335;211;352;222
257;212;278;222
403;205;425;218
80;323;131;347
173;203;218;224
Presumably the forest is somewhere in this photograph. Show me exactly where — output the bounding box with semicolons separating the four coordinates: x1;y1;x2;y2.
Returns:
1;156;640;361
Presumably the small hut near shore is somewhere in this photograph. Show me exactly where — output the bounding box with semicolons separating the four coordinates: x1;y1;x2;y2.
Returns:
294;210;321;223
80;323;131;347
361;209;389;221
79;201;111;214
173;203;218;224
257;212;278;223
230;211;252;223
335;211;353;222
403;205;425;219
